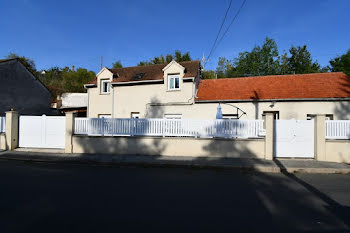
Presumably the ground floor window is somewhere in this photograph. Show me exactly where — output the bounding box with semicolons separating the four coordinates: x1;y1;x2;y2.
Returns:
98;114;111;118
131;112;140;119
307;114;333;120
222;114;239;119
262;111;279;119
164;114;182;119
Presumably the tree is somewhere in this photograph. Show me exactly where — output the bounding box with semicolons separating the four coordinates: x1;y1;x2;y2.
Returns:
288;45;320;74
6;53;37;75
277;52;290;75
329;50;350;76
112;60;123;68
39;66;96;99
216;57;234;78
213;38;326;78
233;37;280;77
202;70;216;79
138;50;191;66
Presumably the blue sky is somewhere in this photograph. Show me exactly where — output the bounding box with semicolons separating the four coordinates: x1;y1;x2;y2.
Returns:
0;0;349;73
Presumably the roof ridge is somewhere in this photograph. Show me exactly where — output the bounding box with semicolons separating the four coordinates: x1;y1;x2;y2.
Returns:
108;60;200;71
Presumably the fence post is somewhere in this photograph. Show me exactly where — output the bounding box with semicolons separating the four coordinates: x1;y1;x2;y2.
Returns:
65;112;77;153
5;111;19;150
314;114;326;161
264;113;274;160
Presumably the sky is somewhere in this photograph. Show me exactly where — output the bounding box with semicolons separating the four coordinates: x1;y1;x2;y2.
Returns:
0;0;349;73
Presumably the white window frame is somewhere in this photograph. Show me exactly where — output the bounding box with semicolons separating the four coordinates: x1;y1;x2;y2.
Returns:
100;79;111;94
168;74;180;91
98;114;111;118
164;114;182;119
307;114;333;120
131;112;140;119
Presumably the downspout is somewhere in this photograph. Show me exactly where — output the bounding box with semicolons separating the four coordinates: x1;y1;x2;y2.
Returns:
112;85;115;118
87;89;89;118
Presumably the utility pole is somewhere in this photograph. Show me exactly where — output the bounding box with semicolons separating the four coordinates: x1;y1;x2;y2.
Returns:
100;56;103;70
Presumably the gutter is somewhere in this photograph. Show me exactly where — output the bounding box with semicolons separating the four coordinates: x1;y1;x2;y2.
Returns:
195;97;350;103
84;84;97;88
111;77;195;86
112;79;163;85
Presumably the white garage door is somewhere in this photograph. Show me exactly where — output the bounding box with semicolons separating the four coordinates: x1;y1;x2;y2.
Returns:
19;115;66;149
274;120;314;158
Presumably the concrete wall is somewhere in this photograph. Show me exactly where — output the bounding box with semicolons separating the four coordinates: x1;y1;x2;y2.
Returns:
0;133;6;150
325;140;350;163
72;135;265;159
0;59;53;116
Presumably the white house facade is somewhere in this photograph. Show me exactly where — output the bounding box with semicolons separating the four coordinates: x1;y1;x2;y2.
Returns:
84;60;350;121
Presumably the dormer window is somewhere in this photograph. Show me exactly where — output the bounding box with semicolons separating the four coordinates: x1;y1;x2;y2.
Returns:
168;74;180;90
100;79;110;94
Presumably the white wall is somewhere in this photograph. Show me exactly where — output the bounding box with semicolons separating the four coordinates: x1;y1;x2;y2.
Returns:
88;69;113;118
141;100;350;120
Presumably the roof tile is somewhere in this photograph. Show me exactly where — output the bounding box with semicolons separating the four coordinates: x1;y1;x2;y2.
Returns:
196;72;350;101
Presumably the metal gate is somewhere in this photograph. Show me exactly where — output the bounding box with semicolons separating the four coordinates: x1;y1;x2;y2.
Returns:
274;120;314;158
19;115;66;149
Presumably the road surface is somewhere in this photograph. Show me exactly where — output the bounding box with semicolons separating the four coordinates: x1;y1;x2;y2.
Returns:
0;159;349;233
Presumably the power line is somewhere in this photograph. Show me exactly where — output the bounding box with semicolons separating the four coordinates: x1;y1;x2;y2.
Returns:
209;0;247;63
205;0;233;65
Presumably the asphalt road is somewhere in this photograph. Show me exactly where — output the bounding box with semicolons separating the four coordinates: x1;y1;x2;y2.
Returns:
0;159;349;233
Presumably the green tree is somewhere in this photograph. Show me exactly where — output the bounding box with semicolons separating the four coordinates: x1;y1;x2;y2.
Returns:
233;37;280;77
288;45;320;74
138;50;191;66
112;60;123;68
39;66;96;99
277;52;290;75
216;57;233;78
6;53;37;75
202;70;216;79
329;50;350;76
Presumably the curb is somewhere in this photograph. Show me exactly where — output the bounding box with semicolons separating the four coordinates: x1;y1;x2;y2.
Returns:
0;153;349;174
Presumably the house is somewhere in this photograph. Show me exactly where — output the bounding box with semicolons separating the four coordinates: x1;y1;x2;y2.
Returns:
52;93;88;117
0;58;54;116
85;60;350;120
85;60;201;119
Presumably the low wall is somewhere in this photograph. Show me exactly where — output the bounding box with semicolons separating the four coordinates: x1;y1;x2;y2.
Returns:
325;140;350;163
72;135;265;159
0;133;6;150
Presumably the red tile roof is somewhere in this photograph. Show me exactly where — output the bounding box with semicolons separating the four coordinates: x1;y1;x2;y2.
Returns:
196;72;350;101
87;60;200;85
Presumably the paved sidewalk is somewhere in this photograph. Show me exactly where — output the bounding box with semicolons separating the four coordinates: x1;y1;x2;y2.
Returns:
0;150;349;174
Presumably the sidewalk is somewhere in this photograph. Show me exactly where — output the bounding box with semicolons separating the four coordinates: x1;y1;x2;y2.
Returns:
0;150;350;174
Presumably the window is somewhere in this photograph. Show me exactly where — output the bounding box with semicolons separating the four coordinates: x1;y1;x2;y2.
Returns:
262;111;279;120
100;79;111;94
168;75;180;90
307;114;333;120
98;114;111;118
131;112;140;119
222;114;239;119
164;114;182;119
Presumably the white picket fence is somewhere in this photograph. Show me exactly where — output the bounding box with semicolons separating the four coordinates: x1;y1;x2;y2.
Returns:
326;120;350;139
0;117;5;133
75;118;265;138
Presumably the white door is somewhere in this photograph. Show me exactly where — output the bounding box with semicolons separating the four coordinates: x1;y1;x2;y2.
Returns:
274;120;314;158
19;115;66;149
